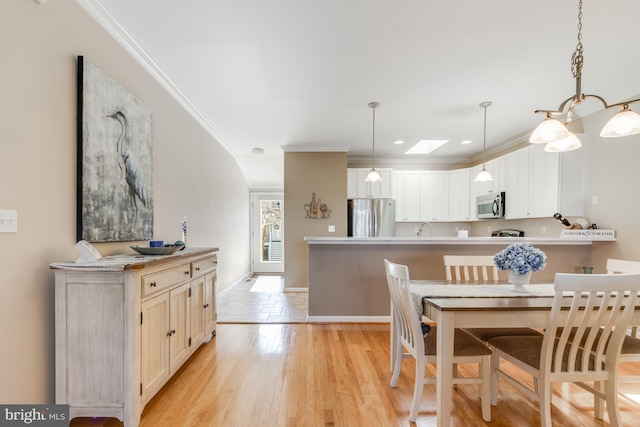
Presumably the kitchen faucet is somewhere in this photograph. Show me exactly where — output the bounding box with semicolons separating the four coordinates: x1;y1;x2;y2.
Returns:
417;222;432;237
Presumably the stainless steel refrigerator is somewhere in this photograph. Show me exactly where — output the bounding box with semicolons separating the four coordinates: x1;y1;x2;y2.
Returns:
347;198;396;237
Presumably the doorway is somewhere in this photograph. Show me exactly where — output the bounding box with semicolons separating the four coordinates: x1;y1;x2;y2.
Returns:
251;193;284;273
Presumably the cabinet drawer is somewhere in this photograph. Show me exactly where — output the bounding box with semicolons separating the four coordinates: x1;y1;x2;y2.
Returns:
142;264;191;297
191;256;217;277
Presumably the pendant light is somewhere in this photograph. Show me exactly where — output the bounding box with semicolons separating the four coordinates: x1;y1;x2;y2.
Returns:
474;101;494;183
530;0;640;151
364;101;382;183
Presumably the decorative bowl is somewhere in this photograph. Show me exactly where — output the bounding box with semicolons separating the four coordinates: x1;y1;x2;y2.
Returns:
130;245;185;256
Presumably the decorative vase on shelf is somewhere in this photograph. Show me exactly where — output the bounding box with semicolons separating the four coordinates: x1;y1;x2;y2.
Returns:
508;270;532;292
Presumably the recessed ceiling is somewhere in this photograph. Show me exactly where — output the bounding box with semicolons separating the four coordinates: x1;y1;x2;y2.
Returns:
81;0;640;189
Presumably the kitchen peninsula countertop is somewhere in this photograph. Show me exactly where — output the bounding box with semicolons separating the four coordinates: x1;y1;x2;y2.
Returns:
304;236;610;245
305;236;611;321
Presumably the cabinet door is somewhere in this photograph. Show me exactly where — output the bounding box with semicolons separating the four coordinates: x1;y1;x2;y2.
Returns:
348;168;393;198
393;171;421;221
203;271;217;336
169;283;191;373
420;171;450;221
141;292;170;400
449;168;471;221
505;147;530;218
528;144;559;218
190;276;205;349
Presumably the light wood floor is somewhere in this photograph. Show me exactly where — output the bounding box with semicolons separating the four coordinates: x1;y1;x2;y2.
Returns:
71;323;640;427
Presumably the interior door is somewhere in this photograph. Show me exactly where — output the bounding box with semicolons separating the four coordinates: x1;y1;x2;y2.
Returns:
251;193;284;273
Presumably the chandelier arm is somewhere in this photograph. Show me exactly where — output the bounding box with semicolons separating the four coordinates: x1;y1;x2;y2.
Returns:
604;97;640;110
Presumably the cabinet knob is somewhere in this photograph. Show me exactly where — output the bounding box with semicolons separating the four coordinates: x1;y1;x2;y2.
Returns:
150;282;157;287
184;271;190;276
204;303;209;308
195;267;200;272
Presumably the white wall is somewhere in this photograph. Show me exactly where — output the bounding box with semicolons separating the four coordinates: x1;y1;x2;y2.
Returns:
0;1;250;403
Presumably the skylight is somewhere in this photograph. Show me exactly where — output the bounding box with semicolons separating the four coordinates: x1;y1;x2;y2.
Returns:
404;139;449;154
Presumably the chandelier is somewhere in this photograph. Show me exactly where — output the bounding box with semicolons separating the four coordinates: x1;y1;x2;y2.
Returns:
529;0;640;152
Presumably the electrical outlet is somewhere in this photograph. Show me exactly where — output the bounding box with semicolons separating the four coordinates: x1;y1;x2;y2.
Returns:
592;195;599;205
328;225;335;233
487;226;492;233
541;225;547;234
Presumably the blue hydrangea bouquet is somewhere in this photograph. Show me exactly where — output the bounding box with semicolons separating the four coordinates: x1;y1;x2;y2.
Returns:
493;242;547;274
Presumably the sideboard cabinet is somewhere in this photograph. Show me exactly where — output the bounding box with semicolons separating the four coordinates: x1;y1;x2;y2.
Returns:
51;247;218;427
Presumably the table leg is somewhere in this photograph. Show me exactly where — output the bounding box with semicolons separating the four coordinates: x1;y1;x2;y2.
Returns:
435;309;454;427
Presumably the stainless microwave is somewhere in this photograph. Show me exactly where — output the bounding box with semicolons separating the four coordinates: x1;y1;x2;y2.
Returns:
476;192;505;219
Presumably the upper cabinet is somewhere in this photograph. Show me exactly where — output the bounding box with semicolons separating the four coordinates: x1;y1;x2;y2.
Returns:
505;144;582;219
347;168;393;198
420;171;450;221
393;171;421;221
449;168;471;221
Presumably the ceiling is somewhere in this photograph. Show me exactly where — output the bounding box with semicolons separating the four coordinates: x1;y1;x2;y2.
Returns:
81;0;640;189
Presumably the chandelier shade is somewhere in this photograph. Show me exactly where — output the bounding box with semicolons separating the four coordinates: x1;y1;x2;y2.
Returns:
544;133;582;153
600;104;640;138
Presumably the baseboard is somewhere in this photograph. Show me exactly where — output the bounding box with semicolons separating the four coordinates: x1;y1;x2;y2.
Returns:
283;287;308;293
217;271;252;299
306;315;390;323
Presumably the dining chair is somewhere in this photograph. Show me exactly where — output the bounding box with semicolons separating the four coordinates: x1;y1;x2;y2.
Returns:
488;273;640;427
384;259;492;422
443;255;499;282
443;254;543;342
607;258;640;338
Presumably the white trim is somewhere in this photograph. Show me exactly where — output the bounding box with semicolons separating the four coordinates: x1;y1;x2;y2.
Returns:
281;145;350;152
76;0;250;186
283;287;308;293
306;316;390;323
216;272;252;299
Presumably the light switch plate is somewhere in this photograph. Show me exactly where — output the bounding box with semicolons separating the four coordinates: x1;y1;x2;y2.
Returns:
0;210;18;233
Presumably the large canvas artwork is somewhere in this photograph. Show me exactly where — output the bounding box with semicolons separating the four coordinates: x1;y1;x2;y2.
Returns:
77;56;153;242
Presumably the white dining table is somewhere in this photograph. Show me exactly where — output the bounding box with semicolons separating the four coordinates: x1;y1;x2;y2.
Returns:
405;280;640;427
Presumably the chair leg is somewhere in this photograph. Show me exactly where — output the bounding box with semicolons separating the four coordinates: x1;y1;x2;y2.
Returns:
538;376;552;427
480;355;491;422
390;344;403;387
490;354;500;406
409;361;426;422
604;378;622;427
594;380;605;420
453;362;458;389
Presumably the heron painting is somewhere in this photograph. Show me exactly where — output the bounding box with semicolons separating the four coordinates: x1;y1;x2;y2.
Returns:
77;56;153;242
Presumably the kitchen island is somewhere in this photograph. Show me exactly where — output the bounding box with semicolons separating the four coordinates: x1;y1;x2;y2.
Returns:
305;236;613;321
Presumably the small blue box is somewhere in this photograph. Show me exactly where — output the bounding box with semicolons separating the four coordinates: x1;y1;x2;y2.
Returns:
149;240;164;247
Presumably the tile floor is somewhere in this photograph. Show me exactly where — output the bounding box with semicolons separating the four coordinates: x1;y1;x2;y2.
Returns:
216;275;308;323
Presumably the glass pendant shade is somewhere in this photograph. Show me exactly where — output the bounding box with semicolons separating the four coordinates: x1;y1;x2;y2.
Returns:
600;105;640;138
473;167;493;182
544;133;582;152
529;116;572;144
365;168;382;183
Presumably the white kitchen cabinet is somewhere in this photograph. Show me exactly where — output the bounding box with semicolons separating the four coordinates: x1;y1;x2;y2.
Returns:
506;144;565;219
505;147;531;218
420;171;450;221
393;171;421;221
449;168;471;221
53;248;218;427
347;168;393;198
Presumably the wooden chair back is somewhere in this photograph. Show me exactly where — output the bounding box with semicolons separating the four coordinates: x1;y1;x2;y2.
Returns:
384;259;422;360
545;273;640;378
443;255;499;282
607;258;640;274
